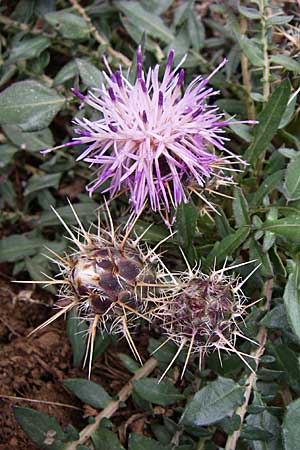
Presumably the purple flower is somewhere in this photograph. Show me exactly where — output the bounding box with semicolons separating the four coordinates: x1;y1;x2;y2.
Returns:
43;49;255;224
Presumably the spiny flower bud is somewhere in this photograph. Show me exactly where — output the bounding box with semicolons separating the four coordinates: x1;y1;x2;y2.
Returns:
153;260;259;380
20;201;164;377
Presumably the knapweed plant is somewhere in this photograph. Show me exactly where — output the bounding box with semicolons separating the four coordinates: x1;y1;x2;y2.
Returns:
0;1;300;450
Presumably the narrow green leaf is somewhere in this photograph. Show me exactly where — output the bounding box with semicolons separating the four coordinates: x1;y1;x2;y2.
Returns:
176;200;197;262
9;36;51;62
269;343;300;391
260;304;290;330
283;264;300;340
261;218;300;242
233;187;250;227
238;5;260;19
271;55;300;73
0;143;18;167
37;202;97;227
249;239;273;278
45;11;89;40
239;36;264;66
245;80;290;164
206;227;249;265
283;153;300;200
250;170;284;206
129;433;170;450
53;60;78;86
188;11;205;51
91;427;125;450
67;310;88;367
0;234;44;262
76;58;103;88
279;96;297;129
25;173;61;196
181;377;244;427
246;411;282;450
267;15;293;26
117;353;140;374
116;1;174;43
283;399;300;450
62;378;112;409
0;81;65;131
133;378;184;406
3;124;54;152
14;407;66;449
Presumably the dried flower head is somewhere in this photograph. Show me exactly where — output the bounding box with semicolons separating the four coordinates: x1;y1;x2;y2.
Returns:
18;201;167;377
153;259;260;380
43;48;255;225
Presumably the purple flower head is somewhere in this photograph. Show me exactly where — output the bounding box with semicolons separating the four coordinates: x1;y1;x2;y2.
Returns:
43;49;256;224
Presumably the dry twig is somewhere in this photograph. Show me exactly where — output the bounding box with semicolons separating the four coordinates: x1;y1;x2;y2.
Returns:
69;0;131;67
225;279;273;450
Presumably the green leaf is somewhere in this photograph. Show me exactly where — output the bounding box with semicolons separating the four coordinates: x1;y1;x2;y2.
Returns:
239;36;264;66
133;378;184;406
206;227;249;265
76;58;103;88
250;170;284;206
238;5;260;19
93;333;111;359
267;15;293;26
0;234;44;262
25;173;61;196
269;343;300;391
271;55;300;73
279;96;297;129
245;80;291;164
260;304;290;330
246;411;281;450
67;310;88;367
53;60;78;86
9;36;51;62
91;427;125;450
233;187;250;227
62;378;112;409
283;399;300;450
0;81;65;131
0;143;18;167
181;376;244;427
45;11;89;40
129;433;170;450
261;218;300;242
249;240;273;278
116;1;174;43
117;353;140;374
14;406;66;449
3;124;54;152
38;202;97;227
176;200;197;262
188;11;205;51
283;264;300;340
283;154;300;200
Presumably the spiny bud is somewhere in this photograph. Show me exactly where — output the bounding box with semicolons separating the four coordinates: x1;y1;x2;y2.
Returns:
20;201;163;377
153;260;259;380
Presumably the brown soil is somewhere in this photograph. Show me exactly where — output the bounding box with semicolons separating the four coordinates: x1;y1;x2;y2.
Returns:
0;278;134;450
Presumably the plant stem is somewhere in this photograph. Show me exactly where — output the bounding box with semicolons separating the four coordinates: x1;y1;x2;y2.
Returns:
65;356;158;450
239;16;256;120
225;278;273;450
259;0;270;103
68;0;131;67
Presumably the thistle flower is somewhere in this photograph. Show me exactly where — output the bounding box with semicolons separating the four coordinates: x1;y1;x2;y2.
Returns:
17;201;167;377
43;48;255;225
152;259;260;380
